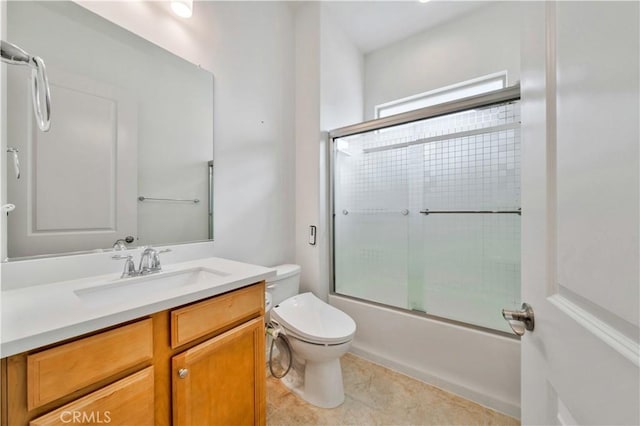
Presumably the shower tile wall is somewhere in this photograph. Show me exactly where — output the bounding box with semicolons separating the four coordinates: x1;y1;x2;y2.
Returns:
334;102;521;332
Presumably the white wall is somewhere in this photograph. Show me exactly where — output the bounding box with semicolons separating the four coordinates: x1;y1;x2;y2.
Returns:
197;2;295;267
294;2;322;298
294;3;364;300
319;6;364;131
364;2;522;120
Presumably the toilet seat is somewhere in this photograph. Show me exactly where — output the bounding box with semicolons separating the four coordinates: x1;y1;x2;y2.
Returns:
271;292;356;345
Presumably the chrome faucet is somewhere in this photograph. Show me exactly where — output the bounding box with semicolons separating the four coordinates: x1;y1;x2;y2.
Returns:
112;247;171;278
139;247;160;275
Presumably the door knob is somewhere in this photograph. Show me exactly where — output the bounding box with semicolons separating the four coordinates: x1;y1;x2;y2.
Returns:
178;368;189;379
502;303;535;336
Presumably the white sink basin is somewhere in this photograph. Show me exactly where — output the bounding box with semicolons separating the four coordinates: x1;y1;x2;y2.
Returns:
74;267;230;307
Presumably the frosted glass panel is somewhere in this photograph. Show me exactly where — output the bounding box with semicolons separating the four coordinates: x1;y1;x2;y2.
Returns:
334;140;409;308
334;100;521;332
335;214;409;308
412;215;520;331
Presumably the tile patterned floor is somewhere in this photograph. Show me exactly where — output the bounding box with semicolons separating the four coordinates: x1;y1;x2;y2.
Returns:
267;353;520;426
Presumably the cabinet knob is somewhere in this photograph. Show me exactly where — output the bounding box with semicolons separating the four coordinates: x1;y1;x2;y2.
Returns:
178;368;189;379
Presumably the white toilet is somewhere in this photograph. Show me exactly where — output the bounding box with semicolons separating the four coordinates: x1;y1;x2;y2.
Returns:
266;264;356;409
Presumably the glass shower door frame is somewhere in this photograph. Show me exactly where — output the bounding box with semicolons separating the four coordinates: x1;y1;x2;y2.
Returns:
328;84;522;338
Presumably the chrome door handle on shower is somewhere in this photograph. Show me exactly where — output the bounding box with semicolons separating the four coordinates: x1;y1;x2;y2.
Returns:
502;303;535;336
7;148;20;179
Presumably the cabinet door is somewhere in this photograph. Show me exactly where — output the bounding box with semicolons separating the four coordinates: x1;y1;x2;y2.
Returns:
172;317;265;426
29;367;154;426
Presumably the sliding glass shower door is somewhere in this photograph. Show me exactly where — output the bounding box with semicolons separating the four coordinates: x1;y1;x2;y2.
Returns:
332;90;521;333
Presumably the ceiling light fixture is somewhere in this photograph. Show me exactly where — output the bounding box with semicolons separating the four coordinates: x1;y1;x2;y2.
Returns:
418;0;431;3
171;0;193;18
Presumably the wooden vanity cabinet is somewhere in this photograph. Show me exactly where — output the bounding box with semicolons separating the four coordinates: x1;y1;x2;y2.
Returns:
1;281;266;426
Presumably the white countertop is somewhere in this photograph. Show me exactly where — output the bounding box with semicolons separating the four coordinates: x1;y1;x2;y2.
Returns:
1;257;276;358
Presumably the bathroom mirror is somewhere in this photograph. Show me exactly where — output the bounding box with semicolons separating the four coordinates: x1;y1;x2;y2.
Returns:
3;1;214;260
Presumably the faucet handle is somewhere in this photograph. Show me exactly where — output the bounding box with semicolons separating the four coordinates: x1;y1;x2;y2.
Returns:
139;247;163;274
112;254;137;278
150;251;161;270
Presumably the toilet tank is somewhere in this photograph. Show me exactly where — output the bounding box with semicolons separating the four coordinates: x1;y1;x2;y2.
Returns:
266;264;301;305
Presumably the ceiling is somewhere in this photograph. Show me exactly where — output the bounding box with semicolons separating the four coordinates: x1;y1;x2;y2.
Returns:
323;1;490;53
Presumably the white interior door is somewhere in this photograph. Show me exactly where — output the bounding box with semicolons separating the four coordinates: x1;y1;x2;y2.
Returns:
7;68;137;258
519;2;639;424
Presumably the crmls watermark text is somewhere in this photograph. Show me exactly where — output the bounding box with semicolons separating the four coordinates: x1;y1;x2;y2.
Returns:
60;411;111;423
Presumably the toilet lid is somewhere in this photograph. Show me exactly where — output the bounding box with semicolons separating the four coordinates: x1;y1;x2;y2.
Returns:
266;264;301;283
271;292;356;345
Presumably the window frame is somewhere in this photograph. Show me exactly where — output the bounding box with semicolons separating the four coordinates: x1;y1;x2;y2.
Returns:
375;71;508;119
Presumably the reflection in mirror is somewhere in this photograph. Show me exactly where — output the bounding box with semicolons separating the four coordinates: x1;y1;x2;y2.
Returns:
4;1;214;260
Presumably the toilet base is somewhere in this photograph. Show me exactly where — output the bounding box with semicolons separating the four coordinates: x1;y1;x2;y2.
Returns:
281;357;345;409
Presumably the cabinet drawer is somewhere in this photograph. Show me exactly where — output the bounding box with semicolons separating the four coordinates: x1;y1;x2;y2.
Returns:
29;366;155;426
171;282;264;348
27;319;153;410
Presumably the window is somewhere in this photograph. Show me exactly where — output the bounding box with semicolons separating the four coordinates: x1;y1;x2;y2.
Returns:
375;72;507;118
